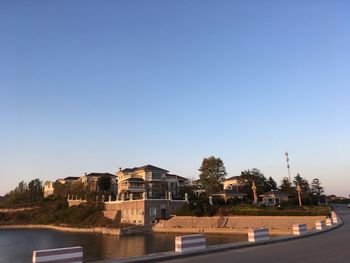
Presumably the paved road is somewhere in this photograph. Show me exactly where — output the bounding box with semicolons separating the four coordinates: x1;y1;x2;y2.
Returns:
165;205;350;263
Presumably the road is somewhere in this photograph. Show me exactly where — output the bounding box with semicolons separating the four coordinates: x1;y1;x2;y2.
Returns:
164;205;350;263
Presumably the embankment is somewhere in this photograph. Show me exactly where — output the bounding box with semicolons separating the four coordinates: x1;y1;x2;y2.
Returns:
153;215;326;235
0;224;149;236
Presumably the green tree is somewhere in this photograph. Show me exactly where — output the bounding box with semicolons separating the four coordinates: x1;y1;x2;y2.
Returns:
311;178;324;204
293;174;310;192
98;175;112;194
241;168;269;196
266;176;278;191
279;177;292;193
199;156;227;195
28;179;43;201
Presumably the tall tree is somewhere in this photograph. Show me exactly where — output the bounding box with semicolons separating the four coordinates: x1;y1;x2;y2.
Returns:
279;177;292;193
241;168;269;195
311;178;324;203
199;156;227;195
293;174;310;192
266;176;278;191
97;175;112;194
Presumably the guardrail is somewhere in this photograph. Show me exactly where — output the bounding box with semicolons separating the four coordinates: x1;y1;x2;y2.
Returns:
32;246;83;263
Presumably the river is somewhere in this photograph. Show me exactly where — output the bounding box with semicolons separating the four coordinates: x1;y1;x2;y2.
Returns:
0;229;246;262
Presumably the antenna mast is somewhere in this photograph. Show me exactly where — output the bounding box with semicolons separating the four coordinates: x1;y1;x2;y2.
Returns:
285;152;292;183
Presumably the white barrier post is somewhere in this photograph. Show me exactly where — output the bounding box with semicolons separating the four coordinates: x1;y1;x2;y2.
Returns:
331;212;338;224
175;234;206;253
325;218;333;226
292;224;308;235
248;228;269;242
315;220;325;230
32;246;83;263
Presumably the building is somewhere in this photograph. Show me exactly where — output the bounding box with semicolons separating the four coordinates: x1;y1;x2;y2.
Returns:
43;181;54;197
260;191;290;206
211;189;247;202
79;172;117;194
223;176;248;191
166;174;188;199
117;165;186;199
57;177;80;185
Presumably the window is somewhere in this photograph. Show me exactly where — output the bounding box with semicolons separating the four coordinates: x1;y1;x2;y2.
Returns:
132;209;136;215
150;207;157;217
152;172;161;180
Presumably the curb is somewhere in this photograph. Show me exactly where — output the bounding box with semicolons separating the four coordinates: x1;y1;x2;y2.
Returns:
94;219;344;263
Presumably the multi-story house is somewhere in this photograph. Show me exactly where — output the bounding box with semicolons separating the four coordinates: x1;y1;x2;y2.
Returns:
223;176;248;191
79;172;117;194
166;174;188;199
117;165;186;199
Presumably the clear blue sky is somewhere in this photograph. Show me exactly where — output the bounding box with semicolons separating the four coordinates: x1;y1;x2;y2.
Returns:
1;1;349;196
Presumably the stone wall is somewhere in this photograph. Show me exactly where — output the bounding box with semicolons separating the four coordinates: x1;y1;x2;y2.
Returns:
153;215;327;235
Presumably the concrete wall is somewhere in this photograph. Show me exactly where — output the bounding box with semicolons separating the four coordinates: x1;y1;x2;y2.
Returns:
104;199;186;225
153;215;326;235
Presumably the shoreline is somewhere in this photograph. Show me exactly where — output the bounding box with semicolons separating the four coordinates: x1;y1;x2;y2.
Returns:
0;224;122;235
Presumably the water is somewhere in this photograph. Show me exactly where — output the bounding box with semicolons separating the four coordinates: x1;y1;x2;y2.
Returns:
0;229;246;262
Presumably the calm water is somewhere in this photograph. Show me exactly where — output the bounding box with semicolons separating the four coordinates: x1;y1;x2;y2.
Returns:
0;229;246;262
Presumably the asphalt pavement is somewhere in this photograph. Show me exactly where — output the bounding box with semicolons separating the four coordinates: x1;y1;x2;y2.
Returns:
164;204;350;263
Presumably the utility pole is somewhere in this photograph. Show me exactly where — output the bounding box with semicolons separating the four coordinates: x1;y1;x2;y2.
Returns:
285;152;292;183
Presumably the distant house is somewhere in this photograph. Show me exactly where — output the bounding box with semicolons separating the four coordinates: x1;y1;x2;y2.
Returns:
79;173;117;194
117;165;187;199
211;189;247;202
191;179;206;197
57;177;80;185
43;181;54;197
223;176;248;191
260;191;289;206
166;174;188;199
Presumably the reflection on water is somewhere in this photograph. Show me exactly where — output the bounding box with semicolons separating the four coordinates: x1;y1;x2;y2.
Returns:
0;229;246;262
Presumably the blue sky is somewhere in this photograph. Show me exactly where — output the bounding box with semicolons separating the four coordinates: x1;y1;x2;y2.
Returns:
1;1;349;196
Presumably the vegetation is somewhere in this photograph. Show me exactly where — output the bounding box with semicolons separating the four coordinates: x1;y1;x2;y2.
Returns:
2;179;43;206
199;156;227;195
0;196;129;228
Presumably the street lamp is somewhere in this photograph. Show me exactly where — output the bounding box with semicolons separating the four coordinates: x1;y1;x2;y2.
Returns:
296;184;302;207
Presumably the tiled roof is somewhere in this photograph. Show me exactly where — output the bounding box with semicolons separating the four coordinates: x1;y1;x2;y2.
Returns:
85;173;115;177
260;191;289;197
121;165;169;173
224;176;241;181
63;177;80;181
166;174;188;180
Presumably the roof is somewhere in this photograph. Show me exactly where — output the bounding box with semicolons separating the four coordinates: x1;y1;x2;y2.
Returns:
212;189;247;196
260;191;289;197
124;177;145;182
85;173;115;178
63;177;80;181
224;176;242;181
166;174;188;180
120;165;169;173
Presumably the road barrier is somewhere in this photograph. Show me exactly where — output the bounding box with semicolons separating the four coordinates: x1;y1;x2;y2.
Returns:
248;228;269;242
331;212;339;224
315;220;325;230
292;224;308;235
175;234;206;253
32;246;83;263
325;218;333;226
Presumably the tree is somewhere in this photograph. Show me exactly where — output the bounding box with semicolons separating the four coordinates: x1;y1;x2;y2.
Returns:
279;177;292;193
199;156;227;195
293;174;310;192
28;179;43;201
240;168;269;196
98;175;112;194
311;178;324;204
266;176;278;191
